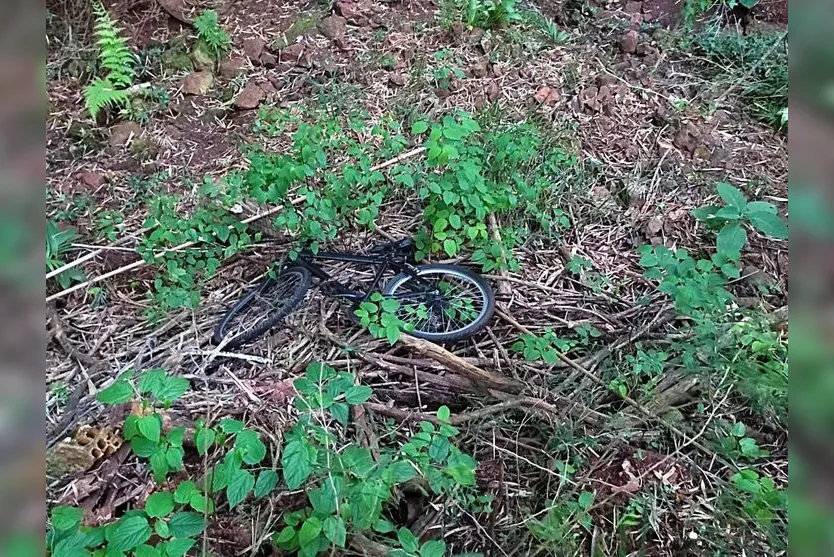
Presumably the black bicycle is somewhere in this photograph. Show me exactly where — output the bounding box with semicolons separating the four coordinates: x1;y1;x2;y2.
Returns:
212;238;496;349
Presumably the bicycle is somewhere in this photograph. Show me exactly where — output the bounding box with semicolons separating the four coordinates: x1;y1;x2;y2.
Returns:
212;238;496;349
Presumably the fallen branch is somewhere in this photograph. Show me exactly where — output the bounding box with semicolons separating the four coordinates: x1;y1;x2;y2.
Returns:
398;333;525;395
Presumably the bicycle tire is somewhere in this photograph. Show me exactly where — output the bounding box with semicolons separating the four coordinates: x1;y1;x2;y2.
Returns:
383;264;495;342
212;266;311;349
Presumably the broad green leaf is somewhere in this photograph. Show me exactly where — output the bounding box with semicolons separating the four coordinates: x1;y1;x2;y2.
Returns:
226;469;255;509
154;519;170;538
716;182;747;211
282;438;314;489
51;505;84;531
436;405;451;422
189;493;214;513
254;470;280;498
374;518;395;533
162;537;196;557
96;380;133;405
385;323;400;345
442;126;465;141
195;427;216;456
134;544;161;557
137;369;166;395
420;539;447;557
166;446;184;470
323;516;347;548
145;492;175;518
716;222;747;259
235;430;267;465
109;515;151;552
156;376;190;403
166;426;185;447
298;517;322;546
387;460;417;483
137;415;161;443
150;452;169;483
411;121;428;135
131;437;160;458
123;414;140;440
345;385;373;405
397;527;419;554
173;481;199;504
443;239;457;257
219;418;245;434
744;200;778;215
330;402;349;426
167;512;206;538
578;491;594;509
732;422;746;437
274;526;297;547
746;210;788;239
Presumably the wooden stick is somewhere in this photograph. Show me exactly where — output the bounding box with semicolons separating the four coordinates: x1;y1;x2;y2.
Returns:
397;333;524;394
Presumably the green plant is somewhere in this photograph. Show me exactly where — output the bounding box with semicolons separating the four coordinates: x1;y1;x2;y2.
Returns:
466;0;522;29
354;292;418;344
528;491;595;550
273;362;478;556
512;329;577;362
83;2;136;120
46;220;85;289
566;256;610;293
728;468;786;526
719;421;769;461
193;10;231;60
433;65;464;90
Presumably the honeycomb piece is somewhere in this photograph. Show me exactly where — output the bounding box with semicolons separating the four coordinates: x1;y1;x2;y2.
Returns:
74;425;123;460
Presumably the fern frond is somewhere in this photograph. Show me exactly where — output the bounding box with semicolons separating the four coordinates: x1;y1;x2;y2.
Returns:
84;78;131;120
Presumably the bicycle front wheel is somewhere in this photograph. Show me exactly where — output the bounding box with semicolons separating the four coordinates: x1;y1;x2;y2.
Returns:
383;265;495;342
212;266;311;349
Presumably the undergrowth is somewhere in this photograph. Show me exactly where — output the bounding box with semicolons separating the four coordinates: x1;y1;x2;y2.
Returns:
83;2;136;120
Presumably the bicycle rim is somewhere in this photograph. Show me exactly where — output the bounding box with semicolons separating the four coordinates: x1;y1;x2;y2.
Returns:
386;268;489;338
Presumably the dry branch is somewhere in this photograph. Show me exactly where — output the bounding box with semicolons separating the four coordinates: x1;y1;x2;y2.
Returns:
397;334;524;395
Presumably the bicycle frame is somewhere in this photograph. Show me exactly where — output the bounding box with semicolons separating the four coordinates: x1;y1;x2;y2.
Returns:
291;248;433;304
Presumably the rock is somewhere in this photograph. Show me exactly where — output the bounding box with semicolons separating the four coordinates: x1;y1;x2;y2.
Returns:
435;87;451;99
158;0;192;23
243;37;266;61
260;52;278;68
470;58;489;78
74;170;106;188
190;45;214;71
596;74;617;88
742;266;775;290
336;0;370;26
219;57;247;79
108;121;142;148
674;122;701;154
486;81;500;102
646;216;664;236
388;72;405;87
182;71;214;95
619;30;639;54
318;15;347;40
281;43;305;61
624;1;642;14
234;81;264;109
534;86;561;105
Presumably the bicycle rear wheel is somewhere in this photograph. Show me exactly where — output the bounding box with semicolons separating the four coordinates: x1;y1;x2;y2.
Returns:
212;266;311;349
383;264;494;342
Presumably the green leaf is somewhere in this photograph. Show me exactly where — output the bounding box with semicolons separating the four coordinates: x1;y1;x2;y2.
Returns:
282;438;314;489
397;527;419;553
578;491;594;509
420;539;447;557
716;182;747;211
134;544;161;557
374;518;395;533
173;481;199;504
443;239;457;257
274;526;297;546
145;492;175;518
323;516;347;548
150;451;169;483
385;323;400;344
51;505;84;531
219;418;245;433
189;493;214;514
387;460;417;483
167;512;206;538
156;376;190;403
110;515;151;552
137;415;161;443
442;126;465;141
235;430;267;465
166;426;185;447
123;414;140;440
154;519;170;539
330;402;349;426
195;427;216;456
731;422;747;438
746;210;788;239
716;223;747;259
162;537;196;557
131;437;160;458
298;517;323;546
226;469;255;509
411;121;429;135
166;446;184;470
345;385;373;404
137;369;166;396
96;379;133;405
254;470;280;498
436;405;451;423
